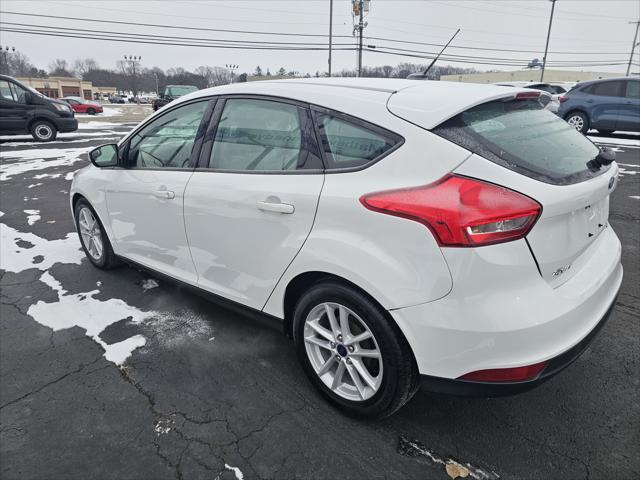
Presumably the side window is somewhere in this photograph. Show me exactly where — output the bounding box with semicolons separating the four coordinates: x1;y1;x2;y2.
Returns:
208;98;322;171
8;83;26;104
126;101;208;169
315;112;401;169
592;81;623;97
625;81;640;99
0;81;15;102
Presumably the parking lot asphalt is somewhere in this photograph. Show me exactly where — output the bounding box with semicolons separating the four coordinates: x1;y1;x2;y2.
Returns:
0;121;638;480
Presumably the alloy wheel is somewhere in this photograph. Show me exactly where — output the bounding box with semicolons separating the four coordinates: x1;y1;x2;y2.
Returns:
303;302;383;401
78;207;104;261
567;115;584;132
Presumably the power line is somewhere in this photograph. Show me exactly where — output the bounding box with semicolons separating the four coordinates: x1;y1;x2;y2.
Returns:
1;10;627;57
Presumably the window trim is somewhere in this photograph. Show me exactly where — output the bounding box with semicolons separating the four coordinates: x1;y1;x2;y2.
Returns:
196;94;325;175
310;105;405;173
117;98;216;172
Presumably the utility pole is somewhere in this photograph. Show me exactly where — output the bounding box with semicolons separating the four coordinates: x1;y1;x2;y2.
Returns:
540;0;556;82
328;0;333;77
358;0;364;76
226;64;239;84
123;55;142;102
626;20;640;76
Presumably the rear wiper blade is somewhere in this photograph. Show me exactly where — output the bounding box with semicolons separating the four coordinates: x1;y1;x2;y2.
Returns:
586;146;615;171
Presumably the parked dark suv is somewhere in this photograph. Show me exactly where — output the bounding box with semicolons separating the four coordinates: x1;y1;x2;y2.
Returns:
152;85;198;111
557;77;640;134
0;74;78;141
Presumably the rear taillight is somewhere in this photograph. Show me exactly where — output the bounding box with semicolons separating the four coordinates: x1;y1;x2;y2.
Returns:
559;95;569;103
459;362;547;382
360;175;542;247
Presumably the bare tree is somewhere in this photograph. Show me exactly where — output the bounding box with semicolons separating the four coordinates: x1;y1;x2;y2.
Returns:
381;65;394;78
194;65;232;86
73;58;99;78
48;58;73;76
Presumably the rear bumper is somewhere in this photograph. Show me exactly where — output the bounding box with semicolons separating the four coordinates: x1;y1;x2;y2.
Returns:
419;292;618;396
390;227;623;384
56;117;78;133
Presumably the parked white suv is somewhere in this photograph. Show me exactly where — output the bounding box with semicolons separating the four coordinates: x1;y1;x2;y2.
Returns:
71;78;622;417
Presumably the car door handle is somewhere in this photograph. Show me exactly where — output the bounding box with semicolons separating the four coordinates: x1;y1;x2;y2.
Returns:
257;200;295;214
154;189;175;199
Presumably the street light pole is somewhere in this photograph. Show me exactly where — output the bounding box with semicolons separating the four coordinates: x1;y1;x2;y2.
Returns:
0;45;16;75
226;64;239;84
626;20;640;76
123;55;142;102
540;0;556;82
328;0;333;77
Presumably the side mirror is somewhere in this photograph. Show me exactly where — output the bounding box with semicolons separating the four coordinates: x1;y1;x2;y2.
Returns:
89;144;119;168
24;92;35;104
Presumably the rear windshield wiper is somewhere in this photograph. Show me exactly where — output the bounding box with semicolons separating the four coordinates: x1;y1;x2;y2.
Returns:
587;146;615;171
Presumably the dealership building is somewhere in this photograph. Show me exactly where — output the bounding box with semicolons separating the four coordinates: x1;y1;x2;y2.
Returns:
15;76;116;100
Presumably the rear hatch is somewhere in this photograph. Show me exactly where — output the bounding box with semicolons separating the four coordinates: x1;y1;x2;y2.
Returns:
388;88;616;287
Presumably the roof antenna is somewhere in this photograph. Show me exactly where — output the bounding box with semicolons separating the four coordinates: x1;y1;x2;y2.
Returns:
421;28;461;77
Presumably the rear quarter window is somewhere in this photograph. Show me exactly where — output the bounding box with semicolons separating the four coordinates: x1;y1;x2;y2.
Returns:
313;110;403;170
433;98;605;185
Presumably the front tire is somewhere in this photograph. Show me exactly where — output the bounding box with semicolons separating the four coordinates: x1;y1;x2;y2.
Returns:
74;199;120;269
30;120;57;142
87;108;96;115
565;111;589;134
293;281;419;418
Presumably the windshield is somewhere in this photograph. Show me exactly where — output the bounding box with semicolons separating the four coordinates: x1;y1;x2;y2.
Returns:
166;86;197;97
27;86;45;97
434;98;604;185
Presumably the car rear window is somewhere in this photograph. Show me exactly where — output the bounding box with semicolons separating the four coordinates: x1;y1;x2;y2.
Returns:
433;98;606;185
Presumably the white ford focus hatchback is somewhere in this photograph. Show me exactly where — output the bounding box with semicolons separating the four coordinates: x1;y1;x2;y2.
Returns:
71;78;622;417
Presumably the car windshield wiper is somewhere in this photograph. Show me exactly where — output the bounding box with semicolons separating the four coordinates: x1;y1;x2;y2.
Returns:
586;146;616;171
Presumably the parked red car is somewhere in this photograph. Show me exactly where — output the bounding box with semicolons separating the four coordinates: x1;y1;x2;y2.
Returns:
61;97;103;115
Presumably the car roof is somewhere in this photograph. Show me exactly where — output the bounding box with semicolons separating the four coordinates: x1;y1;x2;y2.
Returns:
178;78;529;129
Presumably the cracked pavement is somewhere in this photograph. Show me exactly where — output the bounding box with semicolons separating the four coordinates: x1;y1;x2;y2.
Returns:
1;127;639;479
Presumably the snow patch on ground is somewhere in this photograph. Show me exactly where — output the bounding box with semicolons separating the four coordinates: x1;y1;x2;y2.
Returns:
0;223;84;272
224;464;244;480
141;278;159;291
630;196;640;200
0;146;92;181
154;419;173;435
588;133;640;148
29;271;150;365
24;209;41;225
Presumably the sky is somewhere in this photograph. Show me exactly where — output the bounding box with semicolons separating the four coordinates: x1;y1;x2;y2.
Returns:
1;0;639;75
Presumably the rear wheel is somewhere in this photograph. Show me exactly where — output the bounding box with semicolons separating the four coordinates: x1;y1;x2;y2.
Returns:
565;111;589;134
30;120;57;142
74;199;120;269
293;281;419;418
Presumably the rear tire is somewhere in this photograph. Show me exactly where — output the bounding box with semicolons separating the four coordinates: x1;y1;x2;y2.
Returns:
74;199;120;269
565;111;589;134
293;280;419;418
30;120;57;142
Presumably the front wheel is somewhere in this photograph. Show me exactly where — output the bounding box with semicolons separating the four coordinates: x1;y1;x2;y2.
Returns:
293;281;419;418
30;120;57;142
565;111;589;134
87;107;96;115
74;199;120;269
